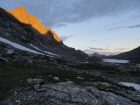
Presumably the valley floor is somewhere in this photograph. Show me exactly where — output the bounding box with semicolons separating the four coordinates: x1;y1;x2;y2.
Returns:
0;61;140;105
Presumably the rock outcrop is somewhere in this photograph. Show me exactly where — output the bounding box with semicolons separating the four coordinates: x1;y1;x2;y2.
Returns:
0;82;139;105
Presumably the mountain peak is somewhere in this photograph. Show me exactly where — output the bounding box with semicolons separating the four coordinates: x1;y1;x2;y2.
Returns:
13;6;26;12
94;52;100;55
6;6;61;42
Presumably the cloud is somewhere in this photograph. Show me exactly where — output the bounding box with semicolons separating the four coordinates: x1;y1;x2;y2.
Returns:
85;47;127;54
0;0;140;28
88;47;109;50
136;38;140;40
106;45;111;48
91;40;96;42
96;51;122;55
127;24;140;28
114;48;127;50
83;47;109;55
82;49;122;55
111;20;128;25
108;24;140;31
53;23;67;28
59;35;74;41
82;49;92;52
83;47;126;55
105;20;128;27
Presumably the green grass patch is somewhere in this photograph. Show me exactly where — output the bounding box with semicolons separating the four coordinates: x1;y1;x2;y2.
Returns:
0;63;95;98
73;63;115;70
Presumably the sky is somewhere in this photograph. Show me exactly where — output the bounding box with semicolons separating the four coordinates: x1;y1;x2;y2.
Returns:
0;0;140;55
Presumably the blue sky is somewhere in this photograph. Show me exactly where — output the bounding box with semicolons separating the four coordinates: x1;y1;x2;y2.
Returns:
0;0;140;55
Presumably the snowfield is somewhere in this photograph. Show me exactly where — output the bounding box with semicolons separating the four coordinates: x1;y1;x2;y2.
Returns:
0;37;44;55
102;59;129;63
120;82;140;91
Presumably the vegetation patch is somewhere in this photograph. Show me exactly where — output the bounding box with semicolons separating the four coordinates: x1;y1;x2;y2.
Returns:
0;63;96;98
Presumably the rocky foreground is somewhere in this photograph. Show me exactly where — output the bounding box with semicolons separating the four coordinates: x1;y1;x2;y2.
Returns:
0;58;140;105
0;81;140;105
0;62;140;105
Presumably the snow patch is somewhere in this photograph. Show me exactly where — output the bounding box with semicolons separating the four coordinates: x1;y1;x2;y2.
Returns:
53;76;59;81
102;59;129;63
30;44;60;57
0;37;44;55
30;44;41;51
43;51;59;56
120;82;140;91
77;76;84;80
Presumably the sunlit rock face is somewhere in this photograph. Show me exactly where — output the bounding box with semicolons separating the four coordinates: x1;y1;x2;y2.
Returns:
6;6;61;42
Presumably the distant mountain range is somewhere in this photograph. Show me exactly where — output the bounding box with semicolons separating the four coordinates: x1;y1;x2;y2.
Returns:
0;6;88;63
90;46;140;63
90;52;106;59
89;52;114;59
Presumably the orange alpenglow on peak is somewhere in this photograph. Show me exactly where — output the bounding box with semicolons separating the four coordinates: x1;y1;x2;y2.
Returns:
6;6;61;42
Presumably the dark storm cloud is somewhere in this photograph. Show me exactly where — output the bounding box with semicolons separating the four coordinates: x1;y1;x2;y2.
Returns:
108;24;140;31
0;0;140;28
59;35;74;41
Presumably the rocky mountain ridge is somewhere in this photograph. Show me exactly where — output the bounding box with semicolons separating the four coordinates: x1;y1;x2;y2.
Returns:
0;6;88;64
112;46;140;63
90;52;108;59
6;6;61;42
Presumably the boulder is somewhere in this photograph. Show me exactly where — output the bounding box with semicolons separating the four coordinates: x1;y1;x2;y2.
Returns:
27;78;33;84
77;76;84;80
7;49;14;55
26;58;33;63
53;76;59;81
34;84;46;92
27;78;44;85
